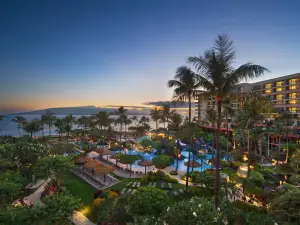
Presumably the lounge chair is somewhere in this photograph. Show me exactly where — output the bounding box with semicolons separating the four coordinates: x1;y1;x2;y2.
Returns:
161;182;165;189
121;188;127;194
126;182;133;187
168;183;172;189
136;182;140;188
126;189;132;194
131;189;136;194
148;182;152;186
132;182;137;188
173;191;178;196
152;182;156;187
179;189;184;194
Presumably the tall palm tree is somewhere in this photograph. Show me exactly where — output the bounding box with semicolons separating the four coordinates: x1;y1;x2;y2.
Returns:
160;104;175;138
41;110;56;136
54;119;64;139
130;116;138;126
123;115;132;141
168;66;201;123
223;98;235;153
95;111;110;131
169;112;183;132
150;107;161;134
235;93;272;177
114;106;128;141
188;35;268;207
12;116;27;136
23;119;42;137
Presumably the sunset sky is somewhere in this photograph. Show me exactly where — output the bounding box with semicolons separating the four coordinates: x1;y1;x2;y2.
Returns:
1;0;300;114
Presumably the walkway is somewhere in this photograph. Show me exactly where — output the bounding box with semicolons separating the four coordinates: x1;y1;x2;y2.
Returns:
72;211;96;225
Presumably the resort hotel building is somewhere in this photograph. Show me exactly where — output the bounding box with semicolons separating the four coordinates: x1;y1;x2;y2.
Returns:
195;72;300;149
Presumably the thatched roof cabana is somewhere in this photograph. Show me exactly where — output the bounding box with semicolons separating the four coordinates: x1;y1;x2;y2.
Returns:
137;160;153;174
83;160;102;169
75;156;92;164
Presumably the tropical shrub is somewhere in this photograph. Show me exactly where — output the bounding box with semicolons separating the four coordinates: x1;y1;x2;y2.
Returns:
249;171;264;185
270;189;300;224
152;155;173;169
126;186;170;217
140;171;178;184
288;174;300;185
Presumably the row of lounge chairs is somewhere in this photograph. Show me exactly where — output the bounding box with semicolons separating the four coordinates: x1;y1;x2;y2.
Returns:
72;168;105;189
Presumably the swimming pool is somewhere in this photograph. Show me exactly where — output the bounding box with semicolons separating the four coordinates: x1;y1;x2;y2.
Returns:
111;148;217;173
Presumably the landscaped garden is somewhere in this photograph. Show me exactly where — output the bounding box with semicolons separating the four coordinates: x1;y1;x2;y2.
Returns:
1;35;300;225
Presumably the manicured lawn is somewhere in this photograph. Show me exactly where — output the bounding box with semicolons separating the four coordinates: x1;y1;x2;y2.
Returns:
63;172;186;222
63;171;97;222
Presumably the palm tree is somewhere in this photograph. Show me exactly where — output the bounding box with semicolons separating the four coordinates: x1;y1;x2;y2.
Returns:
204;107;217;169
130;116;138;126
168;66;201;124
76;116;88;130
188;35;268;207
41;110;56;136
150;107;161;134
160;104;175;138
114;106;128;141
54;119;64;139
12;116;27;136
169;113;183;132
95;111;110;131
276;111;294;163
235;93;272;177
23;119;42;137
223;98;235;153
123;115;132;141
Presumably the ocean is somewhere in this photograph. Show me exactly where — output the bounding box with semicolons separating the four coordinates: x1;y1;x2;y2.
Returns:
0;115;157;137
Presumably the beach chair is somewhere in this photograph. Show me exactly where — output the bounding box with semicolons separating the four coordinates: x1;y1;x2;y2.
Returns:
179;189;184;194
161;182;165;189
136;182;140;188
131;189;136;194
168;183;172;189
121;188;127;194
173;191;178;196
126;182;133;187
126;189;132;194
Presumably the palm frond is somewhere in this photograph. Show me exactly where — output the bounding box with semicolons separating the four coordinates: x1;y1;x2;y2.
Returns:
213;34;236;65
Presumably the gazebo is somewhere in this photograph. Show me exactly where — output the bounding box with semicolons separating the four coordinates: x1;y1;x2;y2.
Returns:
137;160;153;174
75;156;92;165
95;149;114;160
83;160;102;169
94;165;115;182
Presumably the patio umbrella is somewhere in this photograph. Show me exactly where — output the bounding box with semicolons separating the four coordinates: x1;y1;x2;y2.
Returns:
94;165;115;182
137;160;153;174
75;156;92;164
184;160;201;168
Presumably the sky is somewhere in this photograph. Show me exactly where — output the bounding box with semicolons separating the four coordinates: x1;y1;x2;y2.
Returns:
0;0;300;114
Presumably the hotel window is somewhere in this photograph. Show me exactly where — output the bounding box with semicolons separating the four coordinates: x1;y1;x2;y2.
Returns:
290;85;297;90
276;81;284;87
276;94;283;104
289;100;298;104
289;93;298;99
289;107;298;113
265;83;272;89
289;78;298;85
276;87;283;92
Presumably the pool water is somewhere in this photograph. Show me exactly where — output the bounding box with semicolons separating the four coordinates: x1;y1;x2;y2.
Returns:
112;148;217;172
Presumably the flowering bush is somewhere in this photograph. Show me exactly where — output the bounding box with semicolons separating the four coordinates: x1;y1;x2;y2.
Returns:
93;197;105;208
